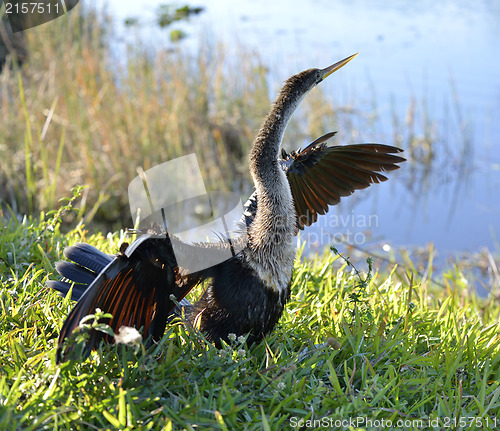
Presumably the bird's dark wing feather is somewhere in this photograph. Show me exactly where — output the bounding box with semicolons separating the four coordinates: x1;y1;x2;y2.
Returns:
54;234;211;362
53;232;242;362
281;134;405;229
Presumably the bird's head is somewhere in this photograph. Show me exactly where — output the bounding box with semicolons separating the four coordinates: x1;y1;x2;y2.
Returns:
283;53;358;99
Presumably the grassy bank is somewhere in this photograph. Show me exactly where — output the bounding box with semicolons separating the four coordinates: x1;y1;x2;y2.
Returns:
0;202;499;430
1;6;497;429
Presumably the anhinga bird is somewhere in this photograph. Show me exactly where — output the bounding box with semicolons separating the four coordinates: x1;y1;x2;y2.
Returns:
49;54;405;362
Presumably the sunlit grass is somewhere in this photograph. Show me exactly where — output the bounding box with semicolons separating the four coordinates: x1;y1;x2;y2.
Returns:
0;3;497;429
0;197;499;429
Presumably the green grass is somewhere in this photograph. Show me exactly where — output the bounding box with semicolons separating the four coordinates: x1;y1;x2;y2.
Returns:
1;5;497;429
0;197;499;430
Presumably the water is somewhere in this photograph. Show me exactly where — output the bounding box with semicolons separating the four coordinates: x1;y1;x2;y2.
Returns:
95;0;500;286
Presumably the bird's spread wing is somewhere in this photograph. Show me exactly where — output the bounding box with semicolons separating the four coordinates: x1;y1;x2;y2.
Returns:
54;234;206;362
280;133;405;229
52;232;244;362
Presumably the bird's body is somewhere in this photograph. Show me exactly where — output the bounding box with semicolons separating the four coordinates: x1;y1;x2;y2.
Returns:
50;54;405;361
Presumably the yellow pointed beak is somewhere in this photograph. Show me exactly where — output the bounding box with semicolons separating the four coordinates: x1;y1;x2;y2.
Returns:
320;53;358;81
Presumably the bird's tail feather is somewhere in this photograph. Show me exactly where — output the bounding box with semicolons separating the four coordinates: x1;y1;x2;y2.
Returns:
47;243;113;301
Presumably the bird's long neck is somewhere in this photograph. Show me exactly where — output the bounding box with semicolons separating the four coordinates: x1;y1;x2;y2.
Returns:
247;84;303;255
249;87;302;191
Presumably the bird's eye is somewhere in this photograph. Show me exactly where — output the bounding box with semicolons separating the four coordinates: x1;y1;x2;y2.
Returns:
316;71;322;82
